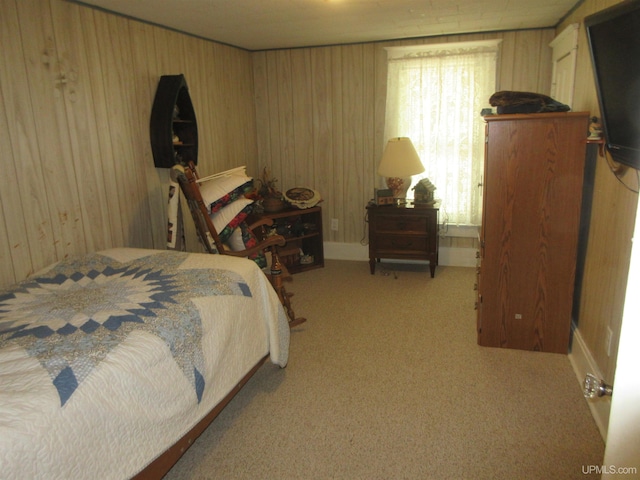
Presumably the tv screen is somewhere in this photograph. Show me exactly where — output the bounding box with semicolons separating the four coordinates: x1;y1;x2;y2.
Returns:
585;0;640;170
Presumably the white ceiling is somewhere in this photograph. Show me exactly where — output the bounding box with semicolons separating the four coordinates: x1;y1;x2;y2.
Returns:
75;0;579;51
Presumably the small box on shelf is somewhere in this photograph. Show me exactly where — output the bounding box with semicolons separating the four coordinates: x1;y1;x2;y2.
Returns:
278;245;301;269
375;188;394;206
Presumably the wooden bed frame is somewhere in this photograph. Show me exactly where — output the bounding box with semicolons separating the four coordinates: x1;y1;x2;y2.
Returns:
132;354;269;479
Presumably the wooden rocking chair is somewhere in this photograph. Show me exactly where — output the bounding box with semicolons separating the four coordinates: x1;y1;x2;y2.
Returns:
171;162;305;327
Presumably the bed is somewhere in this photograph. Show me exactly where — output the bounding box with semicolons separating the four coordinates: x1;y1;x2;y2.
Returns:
0;247;290;479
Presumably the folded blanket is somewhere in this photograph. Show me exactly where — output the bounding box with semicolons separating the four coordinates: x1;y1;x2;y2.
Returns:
489;91;570;114
168;169;186;251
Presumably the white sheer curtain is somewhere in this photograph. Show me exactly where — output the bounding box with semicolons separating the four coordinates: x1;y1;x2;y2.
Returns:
384;41;500;226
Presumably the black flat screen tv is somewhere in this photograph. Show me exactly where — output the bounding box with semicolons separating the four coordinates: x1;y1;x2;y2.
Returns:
585;0;640;170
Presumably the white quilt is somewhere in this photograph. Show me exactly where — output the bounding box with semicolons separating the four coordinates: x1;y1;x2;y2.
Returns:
0;248;289;479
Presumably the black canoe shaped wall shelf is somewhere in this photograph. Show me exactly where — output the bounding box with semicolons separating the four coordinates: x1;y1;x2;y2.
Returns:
150;74;198;168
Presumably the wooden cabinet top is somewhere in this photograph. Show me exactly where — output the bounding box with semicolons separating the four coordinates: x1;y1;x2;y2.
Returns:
367;202;439;212
483;111;590;123
258;205;321;219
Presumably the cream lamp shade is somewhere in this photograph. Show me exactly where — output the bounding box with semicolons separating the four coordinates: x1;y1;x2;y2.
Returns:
377;137;425;203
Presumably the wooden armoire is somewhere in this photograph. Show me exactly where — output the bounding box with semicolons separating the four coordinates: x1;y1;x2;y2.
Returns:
476;112;590;354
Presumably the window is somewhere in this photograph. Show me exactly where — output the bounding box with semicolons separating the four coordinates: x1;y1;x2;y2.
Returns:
384;40;500;226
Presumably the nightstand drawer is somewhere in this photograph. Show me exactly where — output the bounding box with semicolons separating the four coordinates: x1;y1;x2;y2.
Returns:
376;234;429;253
375;215;427;233
366;203;439;277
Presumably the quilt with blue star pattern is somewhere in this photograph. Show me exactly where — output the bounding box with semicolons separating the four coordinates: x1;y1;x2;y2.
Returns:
0;250;257;405
0;248;289;479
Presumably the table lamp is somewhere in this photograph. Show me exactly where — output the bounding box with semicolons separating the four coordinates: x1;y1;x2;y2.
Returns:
377;137;425;204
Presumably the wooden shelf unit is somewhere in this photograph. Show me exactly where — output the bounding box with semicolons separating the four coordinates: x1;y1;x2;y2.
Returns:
257;206;324;274
150;74;198;168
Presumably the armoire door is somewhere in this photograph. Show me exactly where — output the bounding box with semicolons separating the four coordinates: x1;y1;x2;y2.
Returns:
477;112;589;353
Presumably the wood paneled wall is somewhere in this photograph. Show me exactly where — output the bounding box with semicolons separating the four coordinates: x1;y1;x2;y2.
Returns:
0;0;257;288
1;0;556;290
250;30;555;244
558;0;639;382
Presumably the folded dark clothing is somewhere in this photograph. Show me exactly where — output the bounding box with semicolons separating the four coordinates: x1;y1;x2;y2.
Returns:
489;90;571;114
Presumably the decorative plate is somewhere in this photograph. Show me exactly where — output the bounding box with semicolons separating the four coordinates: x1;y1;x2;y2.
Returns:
284;187;322;209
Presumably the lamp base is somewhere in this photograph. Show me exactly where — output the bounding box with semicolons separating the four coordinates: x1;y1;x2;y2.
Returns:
385;176;411;204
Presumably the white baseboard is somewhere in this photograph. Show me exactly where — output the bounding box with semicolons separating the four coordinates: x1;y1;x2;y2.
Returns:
323;242;369;262
322;242;476;267
438;246;478;267
568;327;610;441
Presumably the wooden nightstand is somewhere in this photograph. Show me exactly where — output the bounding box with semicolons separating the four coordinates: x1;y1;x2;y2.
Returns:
366;203;439;277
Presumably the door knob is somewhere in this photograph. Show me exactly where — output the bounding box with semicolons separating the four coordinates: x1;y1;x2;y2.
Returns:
583;373;613;398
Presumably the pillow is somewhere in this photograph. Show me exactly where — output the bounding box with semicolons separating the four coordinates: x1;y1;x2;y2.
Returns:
211;180;253;214
210;197;253;235
227;221;267;268
213;199;267;268
227;228;246;251
198;172;252;211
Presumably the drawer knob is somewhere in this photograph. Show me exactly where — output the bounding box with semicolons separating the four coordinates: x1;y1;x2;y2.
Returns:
392;240;413;248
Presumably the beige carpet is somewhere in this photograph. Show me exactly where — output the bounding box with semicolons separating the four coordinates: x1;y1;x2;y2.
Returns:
164;260;604;479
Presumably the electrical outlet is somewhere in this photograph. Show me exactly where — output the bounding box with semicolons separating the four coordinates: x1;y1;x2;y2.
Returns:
331;218;339;231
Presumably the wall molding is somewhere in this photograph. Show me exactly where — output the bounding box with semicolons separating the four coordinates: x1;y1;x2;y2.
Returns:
438;246;478;267
323;242;477;267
